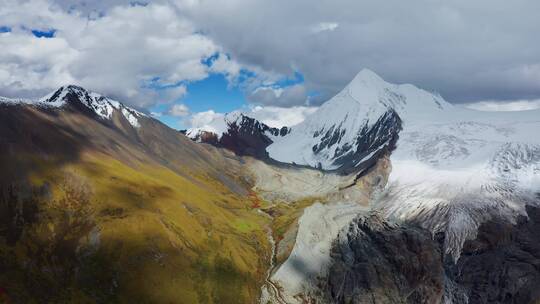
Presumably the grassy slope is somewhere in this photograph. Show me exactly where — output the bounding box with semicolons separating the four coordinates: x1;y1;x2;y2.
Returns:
0;105;345;304
0;152;270;303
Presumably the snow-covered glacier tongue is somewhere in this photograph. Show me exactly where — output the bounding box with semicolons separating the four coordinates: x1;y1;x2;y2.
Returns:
267;69;540;258
380;104;540;261
263;69;540;303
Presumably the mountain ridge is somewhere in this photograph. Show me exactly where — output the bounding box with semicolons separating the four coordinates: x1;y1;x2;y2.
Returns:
187;112;290;159
2;71;540;304
0;85;146;128
266;68;451;171
263;69;540;303
0;86;272;303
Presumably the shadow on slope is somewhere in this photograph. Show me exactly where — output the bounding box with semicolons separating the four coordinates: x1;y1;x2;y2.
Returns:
0;105;90;185
322;206;540;304
0;104;270;303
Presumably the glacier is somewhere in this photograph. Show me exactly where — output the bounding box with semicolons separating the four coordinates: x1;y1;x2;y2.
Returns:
263;69;540;302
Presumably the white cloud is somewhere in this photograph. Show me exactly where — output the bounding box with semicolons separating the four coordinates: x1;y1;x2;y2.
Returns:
310;22;339;33
0;31;78;97
209;53;242;82
247;84;308;107
5;0;540;111
0;0;244;108
181;0;540;104
168;103;190;117
186;105;318;136
188;110;227;135
248;105;318;128
162;85;187;102
465;99;540;112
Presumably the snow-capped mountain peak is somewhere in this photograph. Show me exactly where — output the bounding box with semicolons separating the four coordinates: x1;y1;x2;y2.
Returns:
186;111;290;141
350;68;386;86
1;85;145;128
344;69;451;118
267;68;540;261
185;111;291;159
266;69;451;172
186;111;244;140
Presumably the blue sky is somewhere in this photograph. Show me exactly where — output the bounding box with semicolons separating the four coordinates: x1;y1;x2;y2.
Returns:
150;73;247;129
149;60;308;130
0;25;57;38
4;0;540;133
31;29;56;38
179;74;245;113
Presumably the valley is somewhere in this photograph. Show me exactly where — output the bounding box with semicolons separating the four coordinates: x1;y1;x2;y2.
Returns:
1;70;540;304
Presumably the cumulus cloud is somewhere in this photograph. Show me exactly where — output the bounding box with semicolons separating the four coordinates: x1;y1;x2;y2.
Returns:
248;105;317;128
168;103;190;117
4;0;540;111
188;110;227;135
186;105;318;136
208;53;242;83
0;30;78;98
0;0;242;108
161;85;187;102
247;84;308;107
465;99;540;112
182;0;540;104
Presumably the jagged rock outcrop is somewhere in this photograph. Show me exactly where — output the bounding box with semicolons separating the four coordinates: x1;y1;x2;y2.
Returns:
320;206;540;304
329;109;402;175
185;130;220;145
220;114;289;158
447;205;540;304
323;213;445;304
187;113;289;159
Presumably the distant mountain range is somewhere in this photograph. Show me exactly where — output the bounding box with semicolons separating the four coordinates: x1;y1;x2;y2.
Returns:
186;112;289;159
2;70;540;303
187;69;540;303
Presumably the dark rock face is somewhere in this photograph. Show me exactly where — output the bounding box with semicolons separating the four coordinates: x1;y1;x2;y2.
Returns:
323;207;540;304
43;86;99;118
220;115;288;158
448;205;540;304
194;114;289;159
324;213;445;304
311;109;402;175
194;110;400;175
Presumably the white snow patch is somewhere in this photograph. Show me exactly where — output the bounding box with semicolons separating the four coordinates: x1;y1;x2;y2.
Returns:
378;107;540;259
121;108;141;128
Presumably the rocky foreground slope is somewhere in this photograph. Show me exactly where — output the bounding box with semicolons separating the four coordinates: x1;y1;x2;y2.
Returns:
322;206;540;304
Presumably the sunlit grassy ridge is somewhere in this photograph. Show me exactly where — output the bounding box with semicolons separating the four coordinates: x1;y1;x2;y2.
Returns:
0;152;271;303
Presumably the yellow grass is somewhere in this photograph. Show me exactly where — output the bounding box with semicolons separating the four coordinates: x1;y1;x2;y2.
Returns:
1;152;271;303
